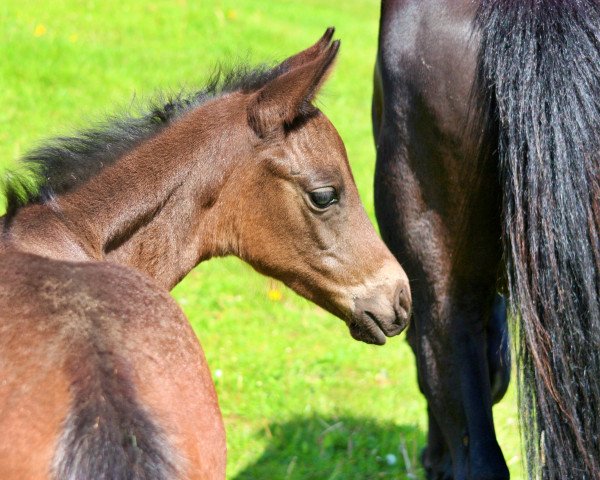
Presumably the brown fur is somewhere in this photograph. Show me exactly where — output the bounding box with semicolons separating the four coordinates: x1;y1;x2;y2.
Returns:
0;30;411;479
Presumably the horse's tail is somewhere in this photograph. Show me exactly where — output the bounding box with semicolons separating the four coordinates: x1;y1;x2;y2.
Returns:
52;350;176;480
474;2;600;478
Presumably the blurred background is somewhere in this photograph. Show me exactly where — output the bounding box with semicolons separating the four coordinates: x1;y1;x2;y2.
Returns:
0;1;522;478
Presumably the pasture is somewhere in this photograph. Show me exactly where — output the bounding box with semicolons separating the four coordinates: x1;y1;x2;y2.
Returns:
1;1;523;478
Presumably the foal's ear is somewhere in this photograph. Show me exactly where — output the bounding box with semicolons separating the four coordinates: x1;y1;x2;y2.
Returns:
274;27;335;75
248;36;340;137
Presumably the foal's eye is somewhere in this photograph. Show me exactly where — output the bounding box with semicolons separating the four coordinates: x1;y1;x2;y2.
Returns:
309;187;338;209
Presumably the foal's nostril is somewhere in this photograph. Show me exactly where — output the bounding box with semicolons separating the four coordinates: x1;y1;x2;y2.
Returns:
395;285;412;328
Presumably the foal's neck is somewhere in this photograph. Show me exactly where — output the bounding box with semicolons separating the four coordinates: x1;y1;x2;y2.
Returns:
7;95;247;290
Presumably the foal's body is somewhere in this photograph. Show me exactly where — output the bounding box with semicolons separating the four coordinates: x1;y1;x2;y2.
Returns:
0;253;223;478
1;31;411;479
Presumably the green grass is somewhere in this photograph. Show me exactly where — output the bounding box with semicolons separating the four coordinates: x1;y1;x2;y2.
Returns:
1;1;523;478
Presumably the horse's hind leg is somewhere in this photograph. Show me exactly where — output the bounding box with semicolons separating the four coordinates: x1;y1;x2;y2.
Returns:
373;98;510;480
373;1;511;475
417;295;509;480
373;65;510;479
405;286;509;480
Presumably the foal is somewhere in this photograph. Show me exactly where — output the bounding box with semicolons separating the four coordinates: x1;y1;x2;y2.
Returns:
0;30;411;479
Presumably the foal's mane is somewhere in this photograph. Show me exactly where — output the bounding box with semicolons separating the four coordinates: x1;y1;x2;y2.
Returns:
2;62;282;216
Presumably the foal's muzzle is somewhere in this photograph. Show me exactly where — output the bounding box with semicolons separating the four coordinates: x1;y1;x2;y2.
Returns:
349;282;411;345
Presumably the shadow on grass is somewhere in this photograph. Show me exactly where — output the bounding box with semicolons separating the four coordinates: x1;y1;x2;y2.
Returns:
233;415;426;480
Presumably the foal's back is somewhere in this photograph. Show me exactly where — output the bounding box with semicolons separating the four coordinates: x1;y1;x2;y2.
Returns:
0;252;225;480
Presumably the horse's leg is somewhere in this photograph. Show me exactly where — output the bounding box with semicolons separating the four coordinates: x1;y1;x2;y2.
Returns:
452;291;508;479
405;286;508;480
419;294;511;479
374;71;508;480
374;136;505;479
374;1;511;476
414;295;509;479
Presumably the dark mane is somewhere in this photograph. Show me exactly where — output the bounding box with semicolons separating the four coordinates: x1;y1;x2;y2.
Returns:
1;62;282;216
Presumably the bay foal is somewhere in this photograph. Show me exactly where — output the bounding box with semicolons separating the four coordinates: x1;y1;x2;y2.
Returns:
0;30;411;480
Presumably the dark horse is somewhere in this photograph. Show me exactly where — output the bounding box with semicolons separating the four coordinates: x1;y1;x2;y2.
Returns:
373;1;600;479
0;30;412;479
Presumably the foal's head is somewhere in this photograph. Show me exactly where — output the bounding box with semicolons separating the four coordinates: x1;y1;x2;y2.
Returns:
216;31;411;344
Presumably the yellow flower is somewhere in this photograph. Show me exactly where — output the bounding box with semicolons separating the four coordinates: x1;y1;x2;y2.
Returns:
34;24;47;37
69;33;78;43
267;288;282;302
226;9;237;20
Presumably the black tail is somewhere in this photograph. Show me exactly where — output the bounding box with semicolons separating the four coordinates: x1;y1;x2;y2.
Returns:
474;1;600;478
52;350;176;480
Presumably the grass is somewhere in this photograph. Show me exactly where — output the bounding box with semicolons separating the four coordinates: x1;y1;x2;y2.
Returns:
1;1;524;478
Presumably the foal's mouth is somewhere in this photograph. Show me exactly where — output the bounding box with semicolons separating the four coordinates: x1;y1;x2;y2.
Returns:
348;311;404;345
